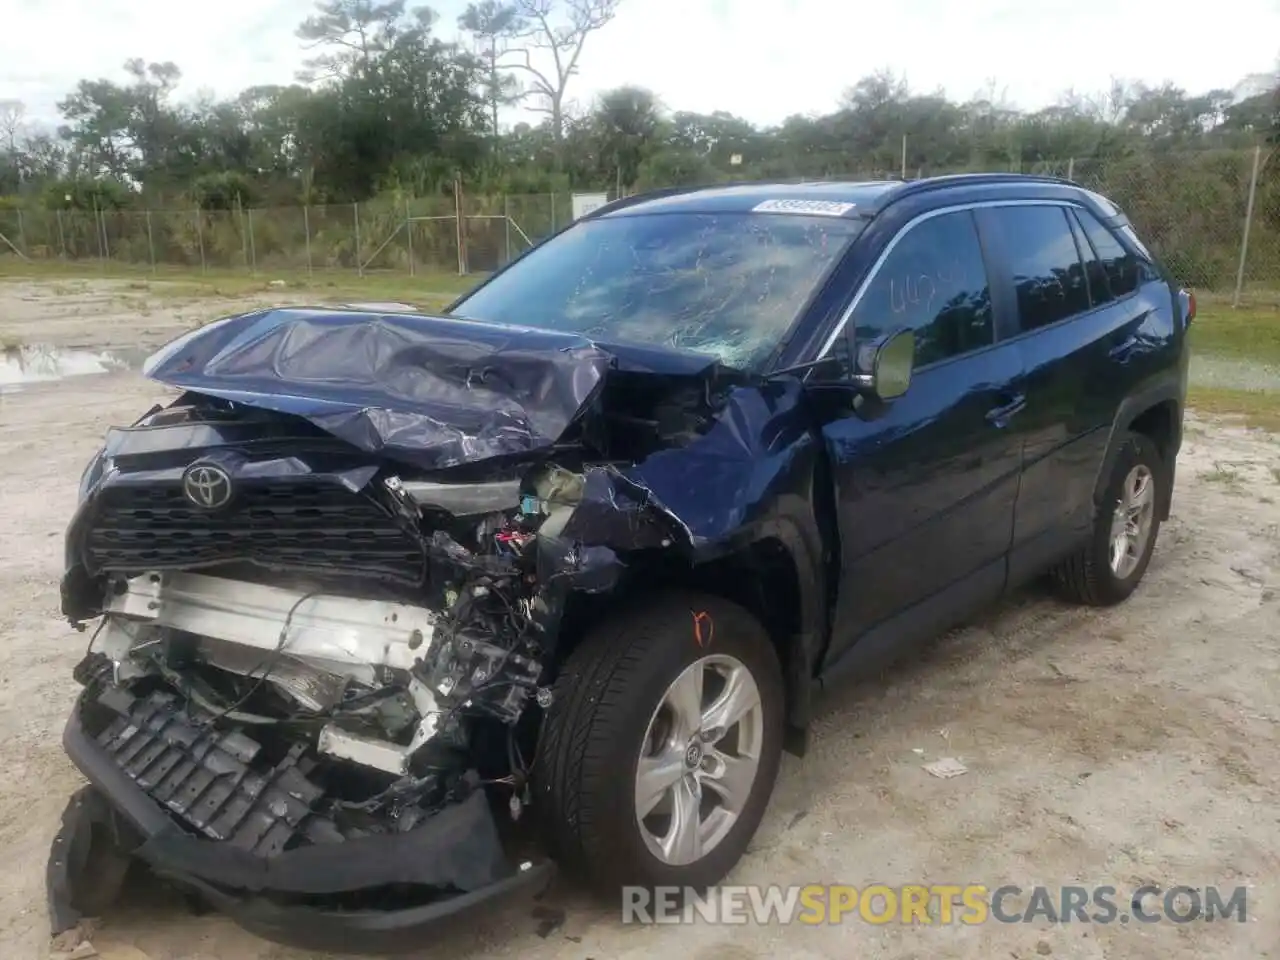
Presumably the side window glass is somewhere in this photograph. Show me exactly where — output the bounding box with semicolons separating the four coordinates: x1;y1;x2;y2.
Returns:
852;210;993;368
1067;210;1112;307
1077;210;1142;298
990;206;1091;332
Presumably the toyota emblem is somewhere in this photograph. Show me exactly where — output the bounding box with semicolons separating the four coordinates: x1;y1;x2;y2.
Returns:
182;463;233;509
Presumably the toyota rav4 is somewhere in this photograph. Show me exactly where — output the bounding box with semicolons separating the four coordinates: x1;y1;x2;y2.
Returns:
48;174;1192;951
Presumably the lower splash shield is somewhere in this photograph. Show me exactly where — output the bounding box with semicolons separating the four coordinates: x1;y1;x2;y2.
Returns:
50;688;555;953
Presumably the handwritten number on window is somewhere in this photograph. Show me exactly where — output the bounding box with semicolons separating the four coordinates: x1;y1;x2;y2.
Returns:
889;274;938;314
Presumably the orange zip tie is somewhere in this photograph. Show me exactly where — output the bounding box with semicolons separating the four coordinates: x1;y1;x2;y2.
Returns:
691;610;714;648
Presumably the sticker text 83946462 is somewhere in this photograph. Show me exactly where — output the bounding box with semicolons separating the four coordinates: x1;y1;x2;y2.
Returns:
751;198;857;217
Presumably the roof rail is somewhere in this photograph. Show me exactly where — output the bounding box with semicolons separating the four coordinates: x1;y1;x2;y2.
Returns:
889;171;1076;200
585;172;1081;222
581;177;891;220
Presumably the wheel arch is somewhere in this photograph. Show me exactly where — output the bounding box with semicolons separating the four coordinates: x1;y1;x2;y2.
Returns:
1094;384;1184;521
550;532;821;756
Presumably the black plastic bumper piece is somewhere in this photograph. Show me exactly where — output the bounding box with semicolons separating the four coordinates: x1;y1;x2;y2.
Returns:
54;696;556;953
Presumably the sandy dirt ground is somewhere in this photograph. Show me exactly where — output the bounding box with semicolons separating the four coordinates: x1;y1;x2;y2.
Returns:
1;280;1278;960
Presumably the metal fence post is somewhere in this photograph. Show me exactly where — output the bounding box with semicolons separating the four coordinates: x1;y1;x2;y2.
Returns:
303;204;313;277
406;198;414;277
238;196;249;271
145;209;156;274
1067;157;1075;181
353;202;363;277
549;192;556;234
195;208;206;274
240;200;250;267
247;208;257;273
1232;144;1263;309
15;208;26;256
93;201;105;268
504;195;511;265
454;179;465;276
56;209;66;258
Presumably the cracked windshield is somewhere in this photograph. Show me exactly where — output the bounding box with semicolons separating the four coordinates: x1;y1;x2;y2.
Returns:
452;212;863;370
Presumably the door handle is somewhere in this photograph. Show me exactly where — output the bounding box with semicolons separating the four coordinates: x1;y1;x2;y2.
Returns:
985;393;1026;427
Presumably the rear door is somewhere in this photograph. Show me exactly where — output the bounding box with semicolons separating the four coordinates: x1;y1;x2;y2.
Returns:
974;202;1166;579
818;207;1025;669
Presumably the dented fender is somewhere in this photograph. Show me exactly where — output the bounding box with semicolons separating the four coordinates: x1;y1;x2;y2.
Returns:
572;378;833;722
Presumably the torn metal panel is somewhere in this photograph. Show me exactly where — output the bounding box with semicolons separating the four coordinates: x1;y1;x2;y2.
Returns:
559;466;696;552
620;379;815;543
141;308;614;470
138;307;743;471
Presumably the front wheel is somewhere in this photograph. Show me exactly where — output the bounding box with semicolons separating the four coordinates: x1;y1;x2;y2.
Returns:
1051;431;1164;606
533;592;785;891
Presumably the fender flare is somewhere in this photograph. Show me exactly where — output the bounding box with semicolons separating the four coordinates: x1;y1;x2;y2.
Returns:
1091;378;1184;520
736;507;827;734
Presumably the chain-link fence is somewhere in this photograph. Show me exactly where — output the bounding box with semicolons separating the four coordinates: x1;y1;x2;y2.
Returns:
1;148;1276;301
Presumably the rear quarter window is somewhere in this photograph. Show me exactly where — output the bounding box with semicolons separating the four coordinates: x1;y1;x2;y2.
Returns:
1075;210;1158;299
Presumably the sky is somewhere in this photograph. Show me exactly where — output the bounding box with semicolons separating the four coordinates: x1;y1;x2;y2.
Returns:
3;0;1279;132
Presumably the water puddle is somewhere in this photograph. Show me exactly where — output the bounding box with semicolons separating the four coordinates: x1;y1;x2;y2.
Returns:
1;343;151;394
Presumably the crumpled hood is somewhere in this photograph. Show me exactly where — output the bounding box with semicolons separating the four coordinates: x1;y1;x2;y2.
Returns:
142;307;725;470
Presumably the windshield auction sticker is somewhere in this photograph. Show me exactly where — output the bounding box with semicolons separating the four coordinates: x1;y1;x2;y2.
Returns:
751;199;856;216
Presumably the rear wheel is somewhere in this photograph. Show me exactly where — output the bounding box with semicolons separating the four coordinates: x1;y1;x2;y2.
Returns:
1051;432;1163;606
533;592;784;891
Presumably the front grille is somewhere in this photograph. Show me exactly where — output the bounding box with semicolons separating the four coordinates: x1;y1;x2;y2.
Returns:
85;481;425;583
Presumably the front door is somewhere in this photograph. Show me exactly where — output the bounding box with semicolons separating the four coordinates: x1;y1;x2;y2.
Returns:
817;207;1025;672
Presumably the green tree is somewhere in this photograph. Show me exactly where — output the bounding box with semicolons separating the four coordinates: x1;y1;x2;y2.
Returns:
458;1;524;136
591;86;660;191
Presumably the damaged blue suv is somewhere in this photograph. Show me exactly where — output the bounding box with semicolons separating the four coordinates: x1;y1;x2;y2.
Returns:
51;174;1192;950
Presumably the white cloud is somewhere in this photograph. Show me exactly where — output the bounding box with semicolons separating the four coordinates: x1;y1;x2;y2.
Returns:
2;0;307;126
3;0;1278;130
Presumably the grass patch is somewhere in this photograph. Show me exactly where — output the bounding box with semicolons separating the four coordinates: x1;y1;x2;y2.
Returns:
1188;385;1280;431
1189;300;1280;366
1199;463;1245;491
0;260;480;310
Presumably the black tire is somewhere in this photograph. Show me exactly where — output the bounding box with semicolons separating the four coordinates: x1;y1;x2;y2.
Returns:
532;591;784;892
1051;431;1164;606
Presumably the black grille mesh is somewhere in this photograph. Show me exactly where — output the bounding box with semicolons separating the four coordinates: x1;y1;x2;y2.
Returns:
85;482;424;582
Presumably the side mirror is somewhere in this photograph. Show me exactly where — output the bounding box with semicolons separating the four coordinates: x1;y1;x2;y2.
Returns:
852;328;914;401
